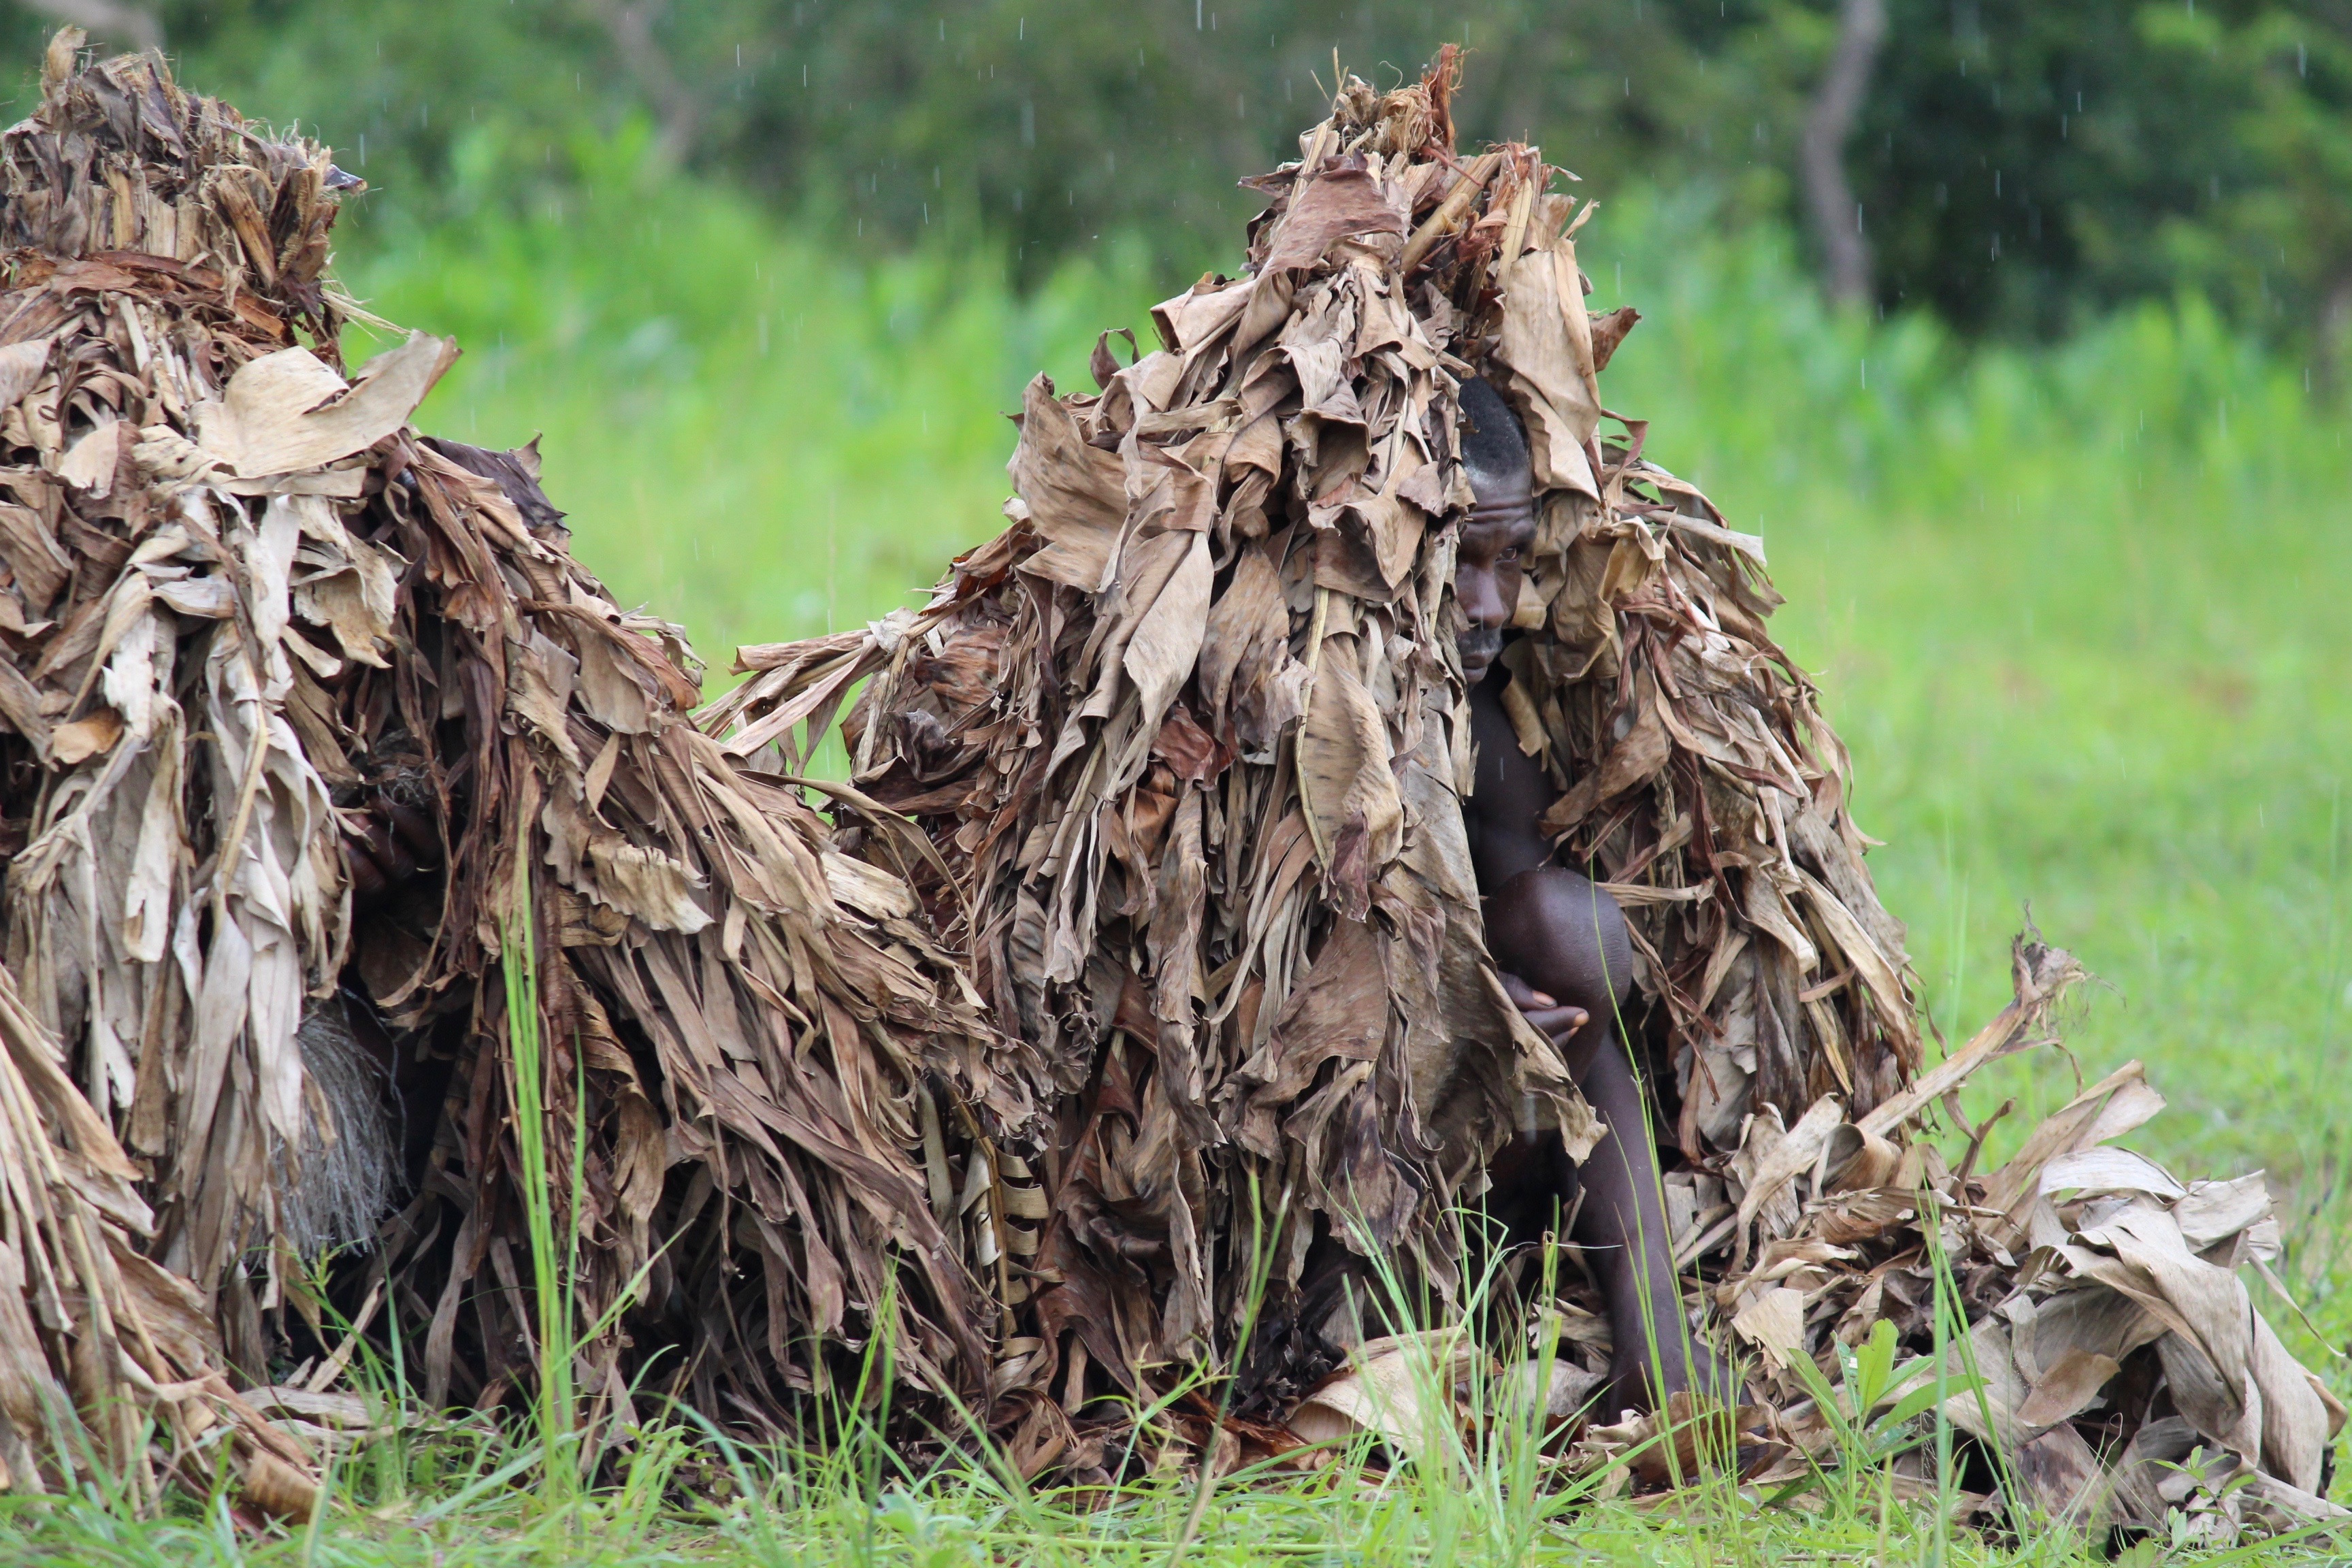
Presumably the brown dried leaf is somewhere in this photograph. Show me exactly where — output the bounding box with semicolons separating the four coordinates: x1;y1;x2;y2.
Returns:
193;335;456;478
1008;374;1125;590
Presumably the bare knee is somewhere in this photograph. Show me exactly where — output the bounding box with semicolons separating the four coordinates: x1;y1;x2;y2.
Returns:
1485;866;1634;1017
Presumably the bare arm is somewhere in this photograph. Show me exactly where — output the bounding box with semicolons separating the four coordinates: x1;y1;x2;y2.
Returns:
1463;666;1637;1052
1463;665;1711;1411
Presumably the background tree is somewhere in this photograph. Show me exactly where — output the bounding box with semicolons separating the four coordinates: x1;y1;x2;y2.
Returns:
0;0;2345;354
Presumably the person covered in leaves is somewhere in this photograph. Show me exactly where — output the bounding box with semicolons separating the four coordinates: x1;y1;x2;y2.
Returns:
1452;376;1722;1414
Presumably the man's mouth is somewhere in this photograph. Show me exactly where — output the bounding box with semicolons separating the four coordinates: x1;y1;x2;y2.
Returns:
1457;626;1503;674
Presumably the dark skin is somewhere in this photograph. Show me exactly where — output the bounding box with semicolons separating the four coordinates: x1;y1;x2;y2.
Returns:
343;796;440;904
1457;456;1722;1416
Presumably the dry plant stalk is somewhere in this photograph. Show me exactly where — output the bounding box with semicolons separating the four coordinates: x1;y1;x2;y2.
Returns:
710;52;2343;1533
0;30;1034;1503
0;955;319;1509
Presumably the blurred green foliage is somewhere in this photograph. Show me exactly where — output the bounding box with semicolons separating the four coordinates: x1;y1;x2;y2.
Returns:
1859;0;2352;342
3;1;2348;350
338;117;1160;670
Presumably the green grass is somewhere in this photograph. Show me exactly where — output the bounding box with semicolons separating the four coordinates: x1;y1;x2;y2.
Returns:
1;1216;2234;1567
0;1457;2183;1567
28;135;2337;1561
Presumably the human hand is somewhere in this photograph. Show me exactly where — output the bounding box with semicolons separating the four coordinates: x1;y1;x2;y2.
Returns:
342;796;440;903
1500;971;1588;1050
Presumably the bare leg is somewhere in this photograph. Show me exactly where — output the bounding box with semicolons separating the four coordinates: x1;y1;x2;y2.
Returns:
1486;867;1721;1414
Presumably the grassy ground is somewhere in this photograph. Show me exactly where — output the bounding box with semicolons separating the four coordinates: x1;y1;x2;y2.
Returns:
14;142;2338;1561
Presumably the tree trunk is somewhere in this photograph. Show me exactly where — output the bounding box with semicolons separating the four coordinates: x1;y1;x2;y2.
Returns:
580;0;700;165
1801;0;1889;309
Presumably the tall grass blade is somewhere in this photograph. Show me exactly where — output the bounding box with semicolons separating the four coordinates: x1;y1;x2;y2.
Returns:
502;830;577;1500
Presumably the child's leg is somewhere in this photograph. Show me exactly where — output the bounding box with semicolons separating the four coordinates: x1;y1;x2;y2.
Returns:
1569;1017;1707;1411
1484;867;1719;1414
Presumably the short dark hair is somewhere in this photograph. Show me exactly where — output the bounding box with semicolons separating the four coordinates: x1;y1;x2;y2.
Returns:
1458;376;1530;485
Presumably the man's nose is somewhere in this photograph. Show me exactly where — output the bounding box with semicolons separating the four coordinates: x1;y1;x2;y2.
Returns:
1458;569;1508;629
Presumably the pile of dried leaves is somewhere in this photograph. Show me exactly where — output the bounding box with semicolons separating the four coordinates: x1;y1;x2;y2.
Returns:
0;33;1033;1505
1302;936;2342;1544
708;53;2344;1537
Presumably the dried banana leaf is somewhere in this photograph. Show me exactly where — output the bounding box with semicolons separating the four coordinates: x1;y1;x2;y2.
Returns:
0;31;1034;1500
0;956;318;1512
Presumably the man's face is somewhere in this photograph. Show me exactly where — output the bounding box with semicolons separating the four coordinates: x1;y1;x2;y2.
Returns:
1454;459;1536;685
